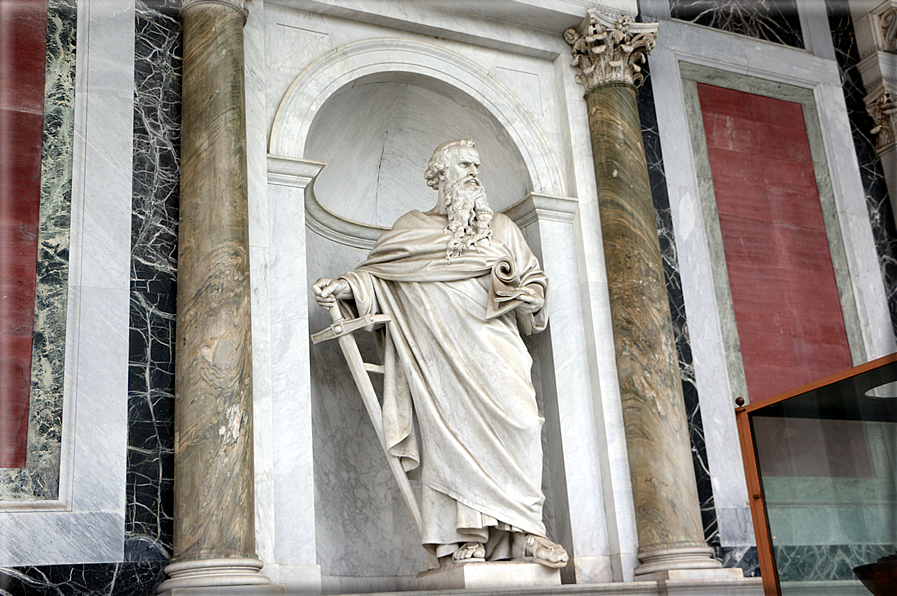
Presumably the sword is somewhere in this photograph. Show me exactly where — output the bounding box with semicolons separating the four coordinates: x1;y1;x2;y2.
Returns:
313;303;434;565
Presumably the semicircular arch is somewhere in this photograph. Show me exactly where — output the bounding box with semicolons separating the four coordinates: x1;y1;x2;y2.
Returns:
269;38;564;197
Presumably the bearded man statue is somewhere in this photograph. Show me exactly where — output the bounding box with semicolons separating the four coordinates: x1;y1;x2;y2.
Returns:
313;139;568;569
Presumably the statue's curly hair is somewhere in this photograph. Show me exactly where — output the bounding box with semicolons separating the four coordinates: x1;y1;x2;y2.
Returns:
424;139;476;189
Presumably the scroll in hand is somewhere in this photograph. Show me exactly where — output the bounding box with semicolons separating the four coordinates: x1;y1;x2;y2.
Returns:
487;257;528;319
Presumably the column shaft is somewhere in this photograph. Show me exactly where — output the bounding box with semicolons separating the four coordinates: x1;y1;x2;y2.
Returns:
565;10;737;580
159;1;275;592
586;83;707;560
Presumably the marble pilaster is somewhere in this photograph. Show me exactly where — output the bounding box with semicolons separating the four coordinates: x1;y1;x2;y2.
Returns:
565;10;734;580
159;1;278;593
853;1;897;227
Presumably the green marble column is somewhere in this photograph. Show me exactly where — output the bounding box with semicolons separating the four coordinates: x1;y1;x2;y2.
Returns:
159;1;279;593
586;82;715;574
567;11;734;579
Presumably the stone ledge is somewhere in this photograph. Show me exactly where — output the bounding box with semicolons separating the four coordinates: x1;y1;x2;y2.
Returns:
329;576;763;596
416;561;561;591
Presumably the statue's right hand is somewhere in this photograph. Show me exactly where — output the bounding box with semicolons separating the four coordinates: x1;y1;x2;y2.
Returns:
312;277;352;308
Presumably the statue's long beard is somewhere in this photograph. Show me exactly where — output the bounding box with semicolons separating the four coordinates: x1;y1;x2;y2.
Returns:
444;178;493;260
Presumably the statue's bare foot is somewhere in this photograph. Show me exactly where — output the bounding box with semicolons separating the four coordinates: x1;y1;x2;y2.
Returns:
514;534;568;568
451;542;486;564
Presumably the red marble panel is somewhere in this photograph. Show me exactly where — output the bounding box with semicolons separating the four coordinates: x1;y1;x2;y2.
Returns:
0;0;48;114
0;0;47;469
697;83;852;404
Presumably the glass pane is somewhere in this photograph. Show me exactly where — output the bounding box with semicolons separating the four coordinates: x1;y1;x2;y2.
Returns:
669;0;804;48
751;361;897;595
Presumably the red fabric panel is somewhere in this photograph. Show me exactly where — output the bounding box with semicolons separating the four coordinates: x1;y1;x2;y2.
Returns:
697;83;852;403
0;0;48;468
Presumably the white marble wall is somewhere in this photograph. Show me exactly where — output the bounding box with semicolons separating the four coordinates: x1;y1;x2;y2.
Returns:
0;0;134;566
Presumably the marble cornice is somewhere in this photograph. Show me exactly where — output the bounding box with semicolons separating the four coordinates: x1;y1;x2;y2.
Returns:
266;155;384;250
564;8;658;92
504;193;578;229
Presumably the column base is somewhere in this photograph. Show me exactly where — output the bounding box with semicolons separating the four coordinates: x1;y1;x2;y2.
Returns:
159;586;285;596
416;561;561;591
157;558;282;594
634;545;734;580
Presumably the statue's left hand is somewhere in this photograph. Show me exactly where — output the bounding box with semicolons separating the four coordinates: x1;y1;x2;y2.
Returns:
516;285;545;316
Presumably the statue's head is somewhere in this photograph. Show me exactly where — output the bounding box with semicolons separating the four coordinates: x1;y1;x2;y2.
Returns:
425;140;493;259
424;139;479;190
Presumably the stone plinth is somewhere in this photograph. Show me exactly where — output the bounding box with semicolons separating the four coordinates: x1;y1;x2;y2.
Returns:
416;561;561;591
164;587;285;596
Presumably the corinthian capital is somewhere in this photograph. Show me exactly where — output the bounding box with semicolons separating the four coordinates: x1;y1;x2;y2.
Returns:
868;86;897;152
564;9;658;92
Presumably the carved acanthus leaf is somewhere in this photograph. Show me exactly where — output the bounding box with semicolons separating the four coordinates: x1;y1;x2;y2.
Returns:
564;9;658;91
868;87;897;151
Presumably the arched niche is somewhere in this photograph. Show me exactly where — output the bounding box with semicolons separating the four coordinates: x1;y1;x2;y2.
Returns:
269;39;564;234
267;37;572;585
305;71;533;227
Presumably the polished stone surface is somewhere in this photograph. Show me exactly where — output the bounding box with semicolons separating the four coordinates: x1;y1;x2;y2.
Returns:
0;0;76;501
0;560;167;595
637;64;718;549
586;83;706;558
0;1;177;591
1;0;134;570
775;544;897;582
173;0;256;565
0;0;46;469
4;1;892;594
696;81;853;401
128;0;180;565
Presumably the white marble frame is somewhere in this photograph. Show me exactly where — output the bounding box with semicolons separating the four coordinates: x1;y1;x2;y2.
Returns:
0;0;134;566
647;5;897;549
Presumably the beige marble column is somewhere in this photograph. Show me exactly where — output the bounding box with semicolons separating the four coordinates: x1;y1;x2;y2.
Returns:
566;10;737;580
158;1;281;593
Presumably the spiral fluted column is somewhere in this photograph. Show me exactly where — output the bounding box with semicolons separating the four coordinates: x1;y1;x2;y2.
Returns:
566;10;737;580
158;1;281;593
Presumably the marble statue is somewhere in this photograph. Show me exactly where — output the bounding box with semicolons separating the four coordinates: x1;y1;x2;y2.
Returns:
313;140;568;569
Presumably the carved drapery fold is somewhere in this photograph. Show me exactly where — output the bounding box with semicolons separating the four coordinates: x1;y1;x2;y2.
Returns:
564;10;658;91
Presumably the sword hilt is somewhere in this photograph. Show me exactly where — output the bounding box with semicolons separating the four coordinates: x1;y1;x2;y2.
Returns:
311;306;391;344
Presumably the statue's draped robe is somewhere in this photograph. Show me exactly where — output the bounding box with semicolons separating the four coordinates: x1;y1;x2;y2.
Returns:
341;210;549;556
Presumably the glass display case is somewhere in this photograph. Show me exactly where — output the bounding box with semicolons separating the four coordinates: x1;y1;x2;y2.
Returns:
736;353;897;595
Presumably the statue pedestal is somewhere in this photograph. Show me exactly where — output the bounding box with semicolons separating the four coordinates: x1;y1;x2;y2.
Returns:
416;561;561;591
